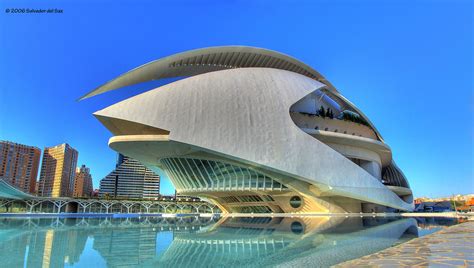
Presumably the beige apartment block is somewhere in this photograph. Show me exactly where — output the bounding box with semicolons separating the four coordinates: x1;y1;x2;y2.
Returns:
73;164;93;197
38;143;78;197
0;141;41;194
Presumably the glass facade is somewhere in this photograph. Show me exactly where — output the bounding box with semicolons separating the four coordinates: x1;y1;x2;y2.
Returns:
99;155;160;199
160;158;287;192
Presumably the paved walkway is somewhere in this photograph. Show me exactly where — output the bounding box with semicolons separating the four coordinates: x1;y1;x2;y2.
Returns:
335;221;474;267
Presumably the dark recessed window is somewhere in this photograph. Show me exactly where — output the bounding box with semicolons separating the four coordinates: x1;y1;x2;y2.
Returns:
289;196;302;208
291;221;304;234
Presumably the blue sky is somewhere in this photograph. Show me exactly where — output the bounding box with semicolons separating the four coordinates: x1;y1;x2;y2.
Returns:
0;0;472;197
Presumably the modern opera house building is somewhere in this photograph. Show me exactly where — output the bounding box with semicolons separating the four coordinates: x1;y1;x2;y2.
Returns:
81;46;413;213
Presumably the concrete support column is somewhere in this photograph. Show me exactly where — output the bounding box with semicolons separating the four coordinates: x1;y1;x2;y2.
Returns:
26;201;38;213
79;203;87;213
123;203;133;213
360;161;381;179
103;203;112;213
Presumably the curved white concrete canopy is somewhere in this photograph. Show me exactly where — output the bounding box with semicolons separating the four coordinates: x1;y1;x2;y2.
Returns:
81;46;385;141
302;128;392;166
80;46;336;100
94;68;412;211
0;179;34;200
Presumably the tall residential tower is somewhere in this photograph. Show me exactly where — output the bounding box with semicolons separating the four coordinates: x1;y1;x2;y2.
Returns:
0;141;41;194
73;164;93;197
38;143;78;197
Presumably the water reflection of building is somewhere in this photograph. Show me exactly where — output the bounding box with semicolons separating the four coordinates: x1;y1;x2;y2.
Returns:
27;229;88;267
90;217;219;267
0;216;455;267
415;217;458;229
0;223;89;268
93;227;157;267
153;216;419;267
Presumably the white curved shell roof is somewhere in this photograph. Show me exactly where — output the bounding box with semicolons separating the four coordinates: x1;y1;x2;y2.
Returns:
81;46;386;141
94;68;412;211
80;46;337;100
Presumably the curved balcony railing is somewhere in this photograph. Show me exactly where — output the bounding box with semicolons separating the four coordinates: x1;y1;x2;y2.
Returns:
290;112;378;140
382;162;410;189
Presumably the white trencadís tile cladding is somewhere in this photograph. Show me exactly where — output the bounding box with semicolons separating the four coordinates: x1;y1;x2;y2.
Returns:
95;68;411;211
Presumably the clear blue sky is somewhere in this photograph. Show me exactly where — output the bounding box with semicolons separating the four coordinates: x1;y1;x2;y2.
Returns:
0;0;472;197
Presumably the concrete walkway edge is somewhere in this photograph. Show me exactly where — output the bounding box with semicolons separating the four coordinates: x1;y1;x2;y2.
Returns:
334;221;474;267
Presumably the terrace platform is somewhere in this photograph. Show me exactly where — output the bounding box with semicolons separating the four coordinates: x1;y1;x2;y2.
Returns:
335;221;474;267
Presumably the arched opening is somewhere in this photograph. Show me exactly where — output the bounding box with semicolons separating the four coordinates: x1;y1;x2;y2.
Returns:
165;204;177;213
149;204;164;213
65;201;79;213
110;203;125;213
130;203;144;213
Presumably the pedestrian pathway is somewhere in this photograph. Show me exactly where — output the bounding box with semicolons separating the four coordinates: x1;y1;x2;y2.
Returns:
335;221;474;267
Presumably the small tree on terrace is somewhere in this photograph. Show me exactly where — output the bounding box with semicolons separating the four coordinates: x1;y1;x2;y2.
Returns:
318;106;326;118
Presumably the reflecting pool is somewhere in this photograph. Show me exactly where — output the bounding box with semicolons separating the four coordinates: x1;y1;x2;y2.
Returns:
0;216;459;267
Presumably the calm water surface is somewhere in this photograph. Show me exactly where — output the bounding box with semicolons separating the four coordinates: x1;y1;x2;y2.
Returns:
0;216;459;267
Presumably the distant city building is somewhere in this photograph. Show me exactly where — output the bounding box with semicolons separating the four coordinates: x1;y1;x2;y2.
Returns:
414;201;453;212
414;198;426;205
73;165;93;197
92;189;99;198
99;154;160;199
0;141;41;194
415;194;474;203
38;143;78;197
466;198;474;212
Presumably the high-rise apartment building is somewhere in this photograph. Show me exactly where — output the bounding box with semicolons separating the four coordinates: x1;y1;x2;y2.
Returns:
0;141;41;194
99;154;160;199
73;165;93;197
38;143;78;197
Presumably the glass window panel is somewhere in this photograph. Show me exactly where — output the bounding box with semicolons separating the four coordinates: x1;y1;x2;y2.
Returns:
160;158;287;193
